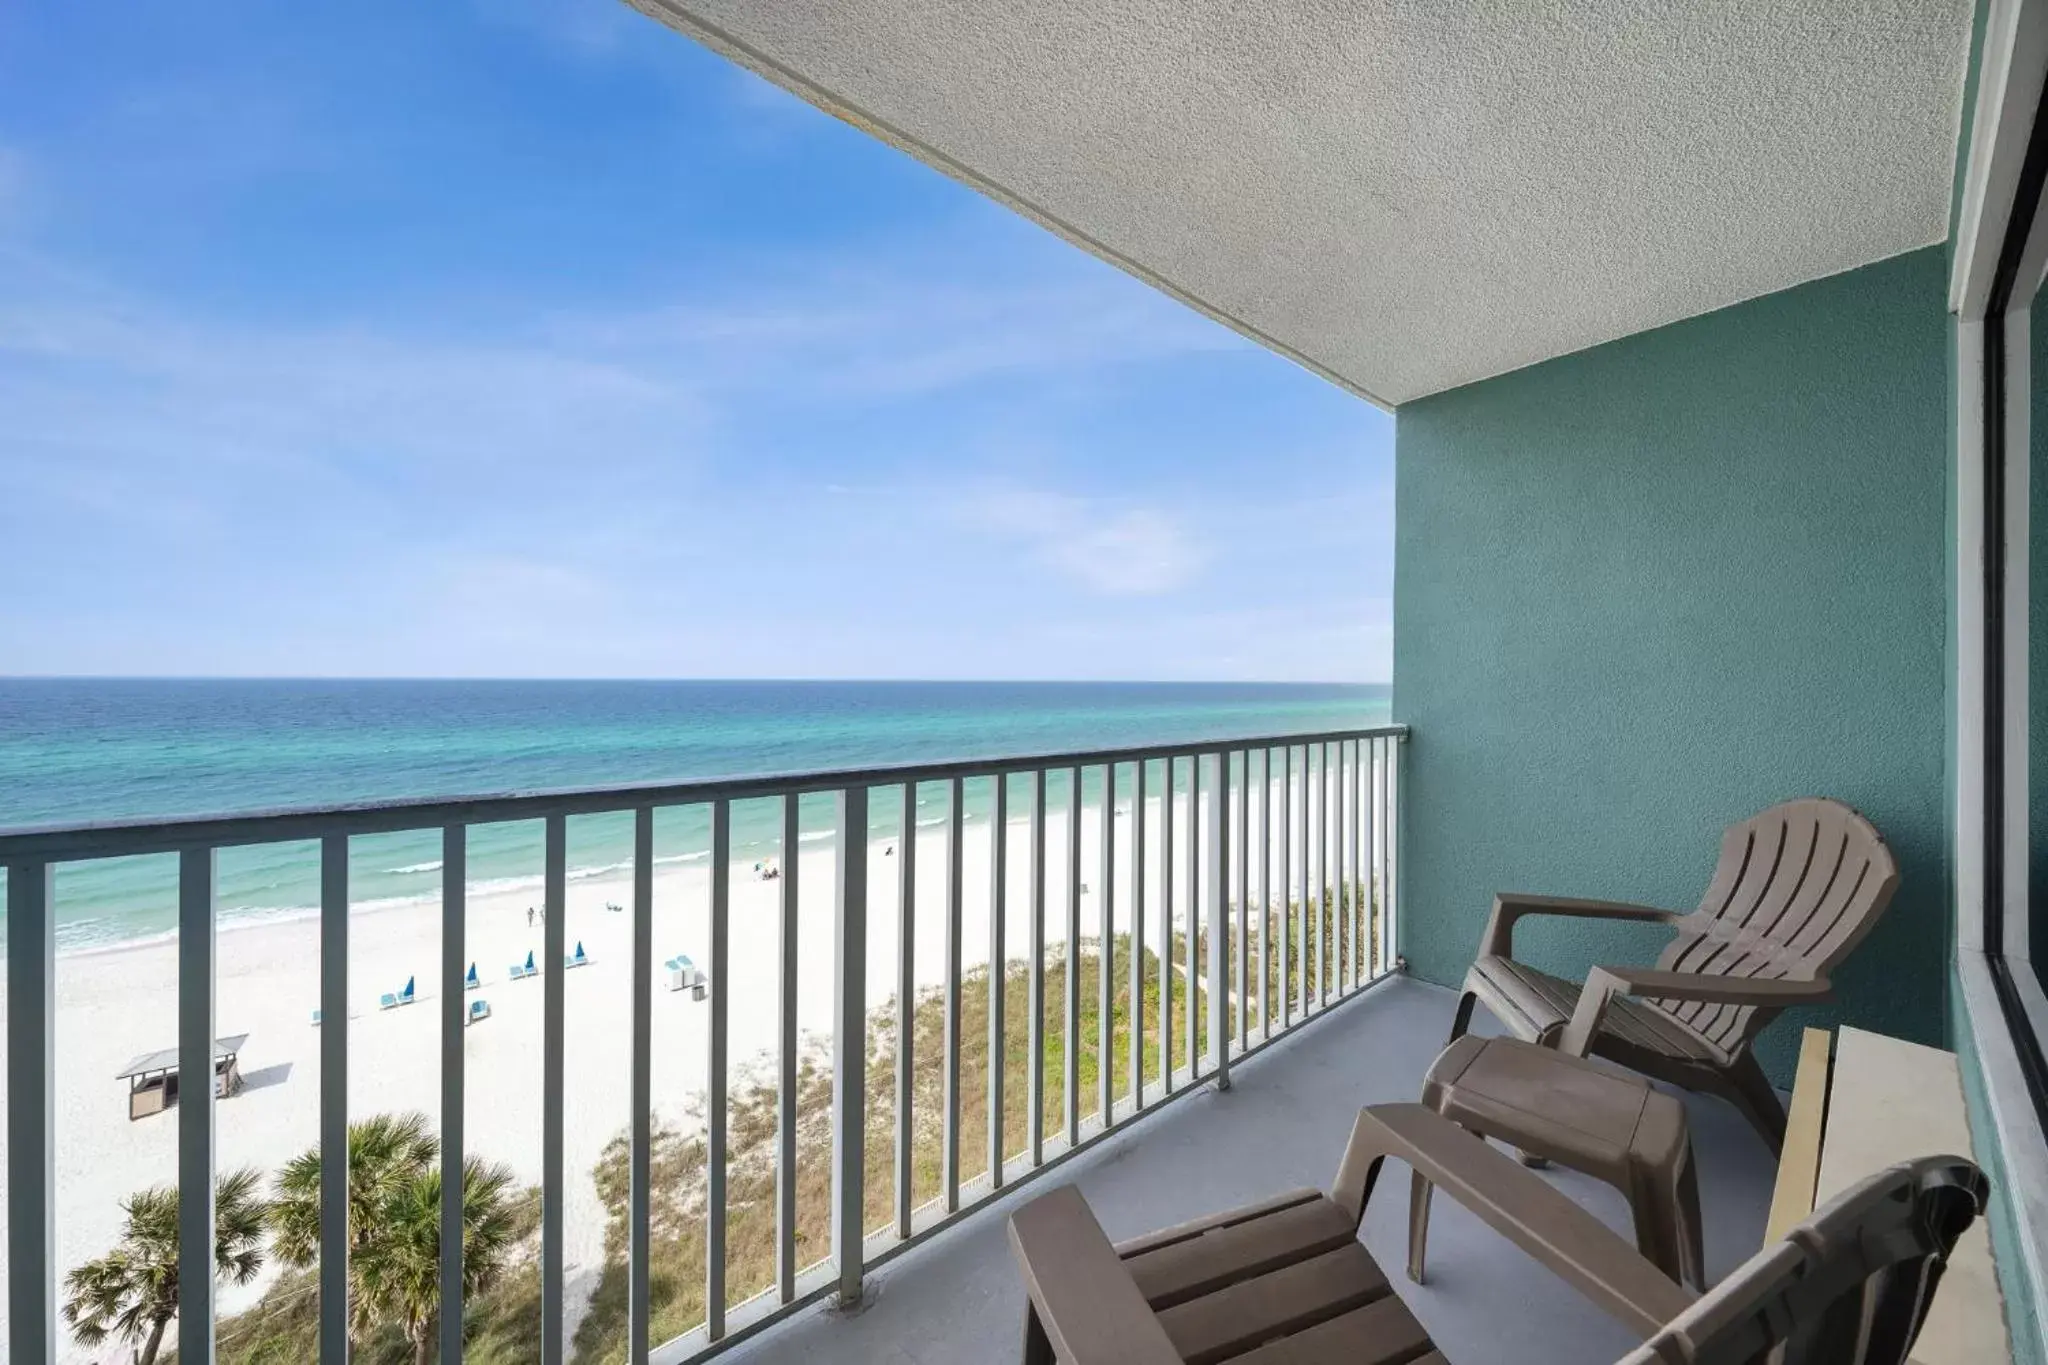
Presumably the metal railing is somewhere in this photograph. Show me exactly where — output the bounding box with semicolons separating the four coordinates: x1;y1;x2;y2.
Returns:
3;723;1405;1365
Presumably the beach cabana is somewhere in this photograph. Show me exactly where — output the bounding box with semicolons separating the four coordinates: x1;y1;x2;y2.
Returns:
117;1034;248;1122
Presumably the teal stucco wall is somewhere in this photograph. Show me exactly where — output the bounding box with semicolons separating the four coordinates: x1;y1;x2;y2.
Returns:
1392;246;1952;1082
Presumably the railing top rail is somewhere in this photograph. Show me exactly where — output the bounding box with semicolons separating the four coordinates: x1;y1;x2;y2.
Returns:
0;723;1407;862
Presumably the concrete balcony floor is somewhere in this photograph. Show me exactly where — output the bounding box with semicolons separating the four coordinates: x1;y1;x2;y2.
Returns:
723;975;1779;1365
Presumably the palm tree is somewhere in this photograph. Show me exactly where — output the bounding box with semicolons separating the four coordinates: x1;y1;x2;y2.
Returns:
269;1111;437;1343
64;1167;268;1365
354;1156;521;1365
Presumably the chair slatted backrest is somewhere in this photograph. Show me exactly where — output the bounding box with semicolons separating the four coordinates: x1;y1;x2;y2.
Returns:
1650;799;1899;1055
1615;1156;1986;1365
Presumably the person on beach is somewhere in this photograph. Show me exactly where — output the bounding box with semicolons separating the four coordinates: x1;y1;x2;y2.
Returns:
527;906;535;927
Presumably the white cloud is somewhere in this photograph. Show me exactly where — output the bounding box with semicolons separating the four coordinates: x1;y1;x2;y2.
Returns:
962;487;1205;596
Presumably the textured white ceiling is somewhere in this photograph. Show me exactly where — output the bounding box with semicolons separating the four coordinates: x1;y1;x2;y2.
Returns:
631;1;1974;407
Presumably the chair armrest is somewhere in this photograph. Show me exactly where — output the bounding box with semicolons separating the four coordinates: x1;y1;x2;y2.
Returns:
1332;1104;1694;1340
1007;1185;1182;1365
1559;966;1832;1055
1480;893;1682;957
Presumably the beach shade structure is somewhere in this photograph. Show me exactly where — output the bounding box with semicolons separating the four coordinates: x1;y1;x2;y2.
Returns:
1453;797;1899;1153
468;998;492;1026
509;949;537;980
379;975;417;1011
1006;1105;1985;1365
465;961;481;990
565;940;591;970
117;1034;249;1122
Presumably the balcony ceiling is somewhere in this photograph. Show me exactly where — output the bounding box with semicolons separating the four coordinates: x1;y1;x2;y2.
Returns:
631;1;1974;407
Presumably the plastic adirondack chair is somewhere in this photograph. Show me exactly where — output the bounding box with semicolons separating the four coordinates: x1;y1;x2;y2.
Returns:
1007;1104;1983;1365
467;998;491;1025
1452;798;1899;1152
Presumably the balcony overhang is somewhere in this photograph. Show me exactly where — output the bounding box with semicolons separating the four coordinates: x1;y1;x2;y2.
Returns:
629;1;1974;408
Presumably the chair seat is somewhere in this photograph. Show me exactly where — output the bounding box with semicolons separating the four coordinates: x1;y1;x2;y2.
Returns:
1466;955;1727;1065
1112;1192;1439;1364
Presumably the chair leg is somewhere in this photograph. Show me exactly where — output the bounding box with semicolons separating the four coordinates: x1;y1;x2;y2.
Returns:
1447;990;1477;1044
1023;1303;1054;1365
1723;1051;1788;1158
1407;1170;1434;1283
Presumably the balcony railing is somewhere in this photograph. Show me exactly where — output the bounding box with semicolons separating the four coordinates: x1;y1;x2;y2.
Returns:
3;724;1405;1364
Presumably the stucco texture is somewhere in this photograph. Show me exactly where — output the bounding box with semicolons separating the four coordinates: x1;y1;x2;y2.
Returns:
1392;246;1951;1083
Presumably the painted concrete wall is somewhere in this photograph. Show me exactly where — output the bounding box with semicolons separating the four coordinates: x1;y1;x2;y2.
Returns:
1392;245;1951;1082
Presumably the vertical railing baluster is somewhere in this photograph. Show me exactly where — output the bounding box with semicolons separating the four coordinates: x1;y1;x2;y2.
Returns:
1369;739;1381;972
1130;760;1147;1107
1160;757;1175;1091
1353;740;1365;984
1280;746;1292;1027
542;816;566;1365
1310;740;1327;1010
1064;765;1082;1147
708;801;732;1336
988;775;1008;1190
1329;745;1342;997
1387;736;1401;969
1207;752;1229;1091
1235;750;1249;1049
178;847;217;1364
440;826;467;1365
776;795;800;1302
895;784;916;1240
8;860;56;1365
318;838;347;1365
1097;764;1114;1125
943;776;964;1212
1258;750;1271;1036
1296;746;1309;1018
630;809;654;1364
1185;755;1199;1075
1028;771;1046;1166
832;786;869;1309
1344;742;1357;990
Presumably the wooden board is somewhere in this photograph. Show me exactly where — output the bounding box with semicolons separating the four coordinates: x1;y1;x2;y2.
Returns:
1763;1026;1832;1242
1817;1026;2010;1365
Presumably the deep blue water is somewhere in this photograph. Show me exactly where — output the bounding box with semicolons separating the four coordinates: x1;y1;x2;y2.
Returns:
0;679;1388;950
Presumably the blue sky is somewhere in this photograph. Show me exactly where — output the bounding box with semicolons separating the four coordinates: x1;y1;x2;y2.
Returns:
0;2;1393;682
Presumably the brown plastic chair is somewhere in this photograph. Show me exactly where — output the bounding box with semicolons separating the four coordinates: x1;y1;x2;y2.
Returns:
1452;798;1899;1153
1006;1103;1983;1365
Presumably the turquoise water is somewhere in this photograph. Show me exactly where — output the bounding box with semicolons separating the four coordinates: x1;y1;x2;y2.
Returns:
0;680;1388;952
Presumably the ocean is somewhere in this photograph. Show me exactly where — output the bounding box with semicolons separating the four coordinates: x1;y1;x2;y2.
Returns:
0;679;1389;953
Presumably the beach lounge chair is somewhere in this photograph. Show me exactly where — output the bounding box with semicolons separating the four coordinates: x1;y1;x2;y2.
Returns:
467;998;491;1026
465;961;481;990
310;1009;321;1026
378;975;417;1011
565;940;590;970
1006;1103;1985;1365
666;954;700;993
1451;798;1899;1153
509;950;537;981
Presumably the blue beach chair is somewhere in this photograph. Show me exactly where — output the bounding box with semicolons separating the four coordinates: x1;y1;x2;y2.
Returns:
467;998;492;1026
565;940;590;970
379;975;416;1011
509;950;537;980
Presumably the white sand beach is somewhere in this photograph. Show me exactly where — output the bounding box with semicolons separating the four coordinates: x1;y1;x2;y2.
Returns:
4;783;1319;1359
